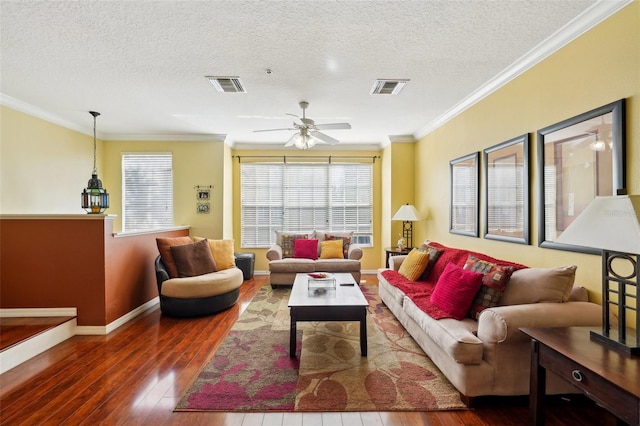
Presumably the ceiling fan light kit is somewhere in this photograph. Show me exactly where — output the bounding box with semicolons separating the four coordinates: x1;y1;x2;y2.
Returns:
254;101;351;149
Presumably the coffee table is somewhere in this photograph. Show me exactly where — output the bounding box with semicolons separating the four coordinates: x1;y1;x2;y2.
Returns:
288;272;368;358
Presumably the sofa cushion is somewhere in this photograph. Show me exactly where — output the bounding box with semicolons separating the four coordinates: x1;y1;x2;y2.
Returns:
315;258;361;273
192;237;236;270
294;238;319;259
398;248;431;281
500;265;577;305
464;255;515;320
416;242;444;279
170;239;218;278
156;236;193;278
161;267;243;299
319;240;344;259
403;296;483;364
268;258;316;273
278;233;309;258
430;262;484;320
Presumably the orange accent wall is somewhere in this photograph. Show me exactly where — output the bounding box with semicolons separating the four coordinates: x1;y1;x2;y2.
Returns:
0;215;189;327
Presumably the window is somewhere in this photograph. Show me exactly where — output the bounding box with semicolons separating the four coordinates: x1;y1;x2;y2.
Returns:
240;162;373;248
122;153;173;231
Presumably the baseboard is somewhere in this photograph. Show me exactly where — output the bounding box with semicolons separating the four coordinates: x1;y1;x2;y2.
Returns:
0;317;77;374
0;307;77;317
75;297;160;335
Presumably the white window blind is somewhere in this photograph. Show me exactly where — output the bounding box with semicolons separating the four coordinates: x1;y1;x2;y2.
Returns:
122;153;174;231
240;162;373;248
487;164;524;233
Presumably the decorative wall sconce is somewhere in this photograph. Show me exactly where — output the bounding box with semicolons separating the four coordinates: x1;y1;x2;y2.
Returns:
81;111;109;214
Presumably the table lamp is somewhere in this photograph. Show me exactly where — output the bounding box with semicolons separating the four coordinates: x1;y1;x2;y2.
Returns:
555;194;640;356
392;204;422;250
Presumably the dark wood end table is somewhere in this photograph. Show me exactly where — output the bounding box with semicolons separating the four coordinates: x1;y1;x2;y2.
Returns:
384;247;411;268
521;326;640;426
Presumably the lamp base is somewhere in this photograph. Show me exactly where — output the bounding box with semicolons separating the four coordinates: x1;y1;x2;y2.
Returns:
590;329;639;356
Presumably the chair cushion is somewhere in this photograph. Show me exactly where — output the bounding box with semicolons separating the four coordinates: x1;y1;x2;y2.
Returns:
161;267;243;299
156;236;193;278
170;239;217;277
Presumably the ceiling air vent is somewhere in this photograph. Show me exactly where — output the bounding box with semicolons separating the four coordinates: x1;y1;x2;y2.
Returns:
206;76;246;93
370;79;409;95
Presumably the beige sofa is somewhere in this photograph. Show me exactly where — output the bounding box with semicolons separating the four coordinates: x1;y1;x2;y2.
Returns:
267;231;362;287
377;241;605;405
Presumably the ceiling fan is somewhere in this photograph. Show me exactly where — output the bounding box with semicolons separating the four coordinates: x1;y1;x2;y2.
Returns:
253;101;351;149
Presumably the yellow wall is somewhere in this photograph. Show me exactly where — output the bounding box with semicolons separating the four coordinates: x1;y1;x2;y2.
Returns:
231;148;383;272
103;139;226;237
415;2;640;305
0;106;100;214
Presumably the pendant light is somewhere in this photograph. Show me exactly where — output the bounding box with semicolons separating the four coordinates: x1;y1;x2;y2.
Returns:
81;111;109;213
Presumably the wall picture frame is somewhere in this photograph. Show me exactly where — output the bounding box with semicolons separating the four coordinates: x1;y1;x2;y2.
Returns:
450;152;479;237
536;99;626;253
483;134;530;244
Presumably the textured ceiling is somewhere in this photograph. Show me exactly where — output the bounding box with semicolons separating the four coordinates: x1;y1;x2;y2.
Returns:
0;0;630;148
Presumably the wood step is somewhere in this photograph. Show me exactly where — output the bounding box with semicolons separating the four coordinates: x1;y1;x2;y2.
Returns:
0;316;76;374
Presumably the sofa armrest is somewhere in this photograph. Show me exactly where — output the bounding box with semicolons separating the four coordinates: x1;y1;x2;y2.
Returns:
266;244;283;261
348;244;363;260
388;254;407;271
477;301;603;344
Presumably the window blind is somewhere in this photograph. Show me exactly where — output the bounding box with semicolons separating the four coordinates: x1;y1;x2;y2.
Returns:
487;164;524;233
240;162;373;248
122;153;174;231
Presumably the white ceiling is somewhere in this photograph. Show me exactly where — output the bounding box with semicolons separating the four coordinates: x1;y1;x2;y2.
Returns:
0;0;630;149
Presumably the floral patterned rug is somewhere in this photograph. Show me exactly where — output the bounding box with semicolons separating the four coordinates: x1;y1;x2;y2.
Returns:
175;285;466;412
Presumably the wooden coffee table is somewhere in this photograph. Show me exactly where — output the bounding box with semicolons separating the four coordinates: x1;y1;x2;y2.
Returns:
288;272;368;358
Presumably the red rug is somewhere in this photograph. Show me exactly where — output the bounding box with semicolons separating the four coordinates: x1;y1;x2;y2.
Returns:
175;285;466;412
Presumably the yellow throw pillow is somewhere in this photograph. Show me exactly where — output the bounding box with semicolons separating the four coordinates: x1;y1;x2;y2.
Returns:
320;240;344;259
192;237;236;270
398;248;431;281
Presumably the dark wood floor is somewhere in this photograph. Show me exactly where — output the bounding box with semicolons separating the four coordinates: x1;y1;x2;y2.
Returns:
0;274;616;425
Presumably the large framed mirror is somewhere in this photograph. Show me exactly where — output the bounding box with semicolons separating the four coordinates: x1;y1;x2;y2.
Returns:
450;152;479;237
484;134;529;244
536;99;626;253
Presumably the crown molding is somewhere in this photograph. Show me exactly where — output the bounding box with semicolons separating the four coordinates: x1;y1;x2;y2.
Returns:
414;0;633;140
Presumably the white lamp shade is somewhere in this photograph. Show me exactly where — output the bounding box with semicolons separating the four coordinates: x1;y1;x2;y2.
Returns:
555;195;640;254
392;204;422;221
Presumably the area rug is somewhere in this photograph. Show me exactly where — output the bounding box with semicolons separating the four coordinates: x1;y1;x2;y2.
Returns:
175;285;466;412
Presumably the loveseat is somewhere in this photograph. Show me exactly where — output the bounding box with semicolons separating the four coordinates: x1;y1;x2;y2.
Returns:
267;231;362;287
377;241;605;405
155;236;244;317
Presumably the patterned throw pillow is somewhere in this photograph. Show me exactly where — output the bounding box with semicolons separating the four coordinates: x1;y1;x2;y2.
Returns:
280;234;309;258
326;234;352;259
398;248;431;281
464;255;515;320
416;242;444;279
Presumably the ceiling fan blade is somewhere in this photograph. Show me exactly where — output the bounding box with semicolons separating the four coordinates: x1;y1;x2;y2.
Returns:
284;133;298;147
310;131;340;145
313;123;352;130
286;113;304;125
253;127;297;133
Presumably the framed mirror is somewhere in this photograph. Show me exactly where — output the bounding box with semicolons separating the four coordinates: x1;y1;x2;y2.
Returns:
537;99;626;253
450;152;479;237
484;134;529;244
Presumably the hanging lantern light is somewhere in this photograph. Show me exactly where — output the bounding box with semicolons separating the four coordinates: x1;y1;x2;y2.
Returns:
81;111;109;214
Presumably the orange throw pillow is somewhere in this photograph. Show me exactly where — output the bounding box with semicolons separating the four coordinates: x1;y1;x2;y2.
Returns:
156;236;193;278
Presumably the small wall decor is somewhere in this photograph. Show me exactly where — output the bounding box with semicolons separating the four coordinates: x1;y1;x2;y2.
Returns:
484;134;530;244
536;99;626;253
195;185;213;214
450;152;479;237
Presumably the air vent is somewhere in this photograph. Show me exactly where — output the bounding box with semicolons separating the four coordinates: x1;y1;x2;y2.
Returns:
370;79;409;95
206;76;246;93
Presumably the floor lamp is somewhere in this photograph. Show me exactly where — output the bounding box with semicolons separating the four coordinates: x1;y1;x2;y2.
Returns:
556;194;640;356
392;204;422;250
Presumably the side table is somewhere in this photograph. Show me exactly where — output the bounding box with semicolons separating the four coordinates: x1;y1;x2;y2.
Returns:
384;247;411;268
521;326;639;426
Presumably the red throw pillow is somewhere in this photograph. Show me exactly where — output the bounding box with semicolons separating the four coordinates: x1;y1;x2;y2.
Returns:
293;238;319;260
430;262;484;320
